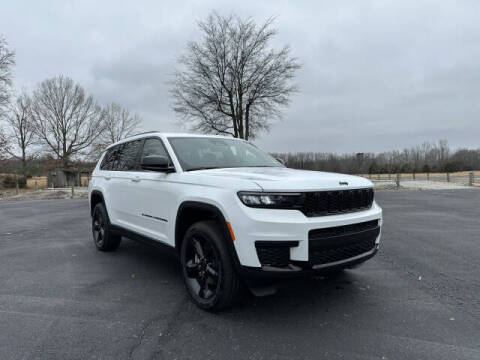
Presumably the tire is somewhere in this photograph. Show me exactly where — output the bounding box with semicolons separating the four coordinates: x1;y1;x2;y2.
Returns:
92;202;121;252
180;220;242;310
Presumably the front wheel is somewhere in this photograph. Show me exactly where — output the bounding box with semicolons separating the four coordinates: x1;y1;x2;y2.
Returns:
181;220;241;310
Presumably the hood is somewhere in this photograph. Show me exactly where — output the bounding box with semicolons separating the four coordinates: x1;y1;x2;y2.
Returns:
191;167;373;191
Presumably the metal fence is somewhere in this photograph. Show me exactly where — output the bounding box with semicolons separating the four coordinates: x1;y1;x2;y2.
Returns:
362;171;479;189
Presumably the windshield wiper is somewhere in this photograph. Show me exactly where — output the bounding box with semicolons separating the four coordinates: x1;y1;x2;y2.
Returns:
187;166;222;172
186;165;279;171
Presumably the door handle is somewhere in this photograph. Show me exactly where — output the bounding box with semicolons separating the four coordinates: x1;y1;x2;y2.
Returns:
131;177;141;183
104;176;111;181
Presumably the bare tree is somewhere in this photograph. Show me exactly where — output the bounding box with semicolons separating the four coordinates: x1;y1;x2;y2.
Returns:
5;91;37;177
0;36;15;119
31;75;105;167
171;12;301;140
102;102;142;143
0;126;8;160
90;102;142;159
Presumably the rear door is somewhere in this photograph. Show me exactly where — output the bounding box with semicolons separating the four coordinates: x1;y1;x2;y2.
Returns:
99;145;120;223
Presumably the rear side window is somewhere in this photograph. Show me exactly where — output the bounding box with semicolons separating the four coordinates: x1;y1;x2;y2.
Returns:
100;147;118;170
116;140;143;171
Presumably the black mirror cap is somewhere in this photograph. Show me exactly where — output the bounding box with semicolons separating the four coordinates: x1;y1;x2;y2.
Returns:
141;155;175;172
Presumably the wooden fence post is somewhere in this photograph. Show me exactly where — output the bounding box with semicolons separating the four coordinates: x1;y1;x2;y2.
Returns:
469;172;474;186
71;184;74;199
396;173;401;188
446;173;450;182
427;172;430;181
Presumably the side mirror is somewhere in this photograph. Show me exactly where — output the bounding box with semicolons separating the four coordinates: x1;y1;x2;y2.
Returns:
141;155;175;172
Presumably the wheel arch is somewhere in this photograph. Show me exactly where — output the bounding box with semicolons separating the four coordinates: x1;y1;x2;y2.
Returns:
175;201;241;269
90;190;106;216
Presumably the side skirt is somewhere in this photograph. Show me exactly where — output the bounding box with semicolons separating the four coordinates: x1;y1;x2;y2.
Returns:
110;224;178;258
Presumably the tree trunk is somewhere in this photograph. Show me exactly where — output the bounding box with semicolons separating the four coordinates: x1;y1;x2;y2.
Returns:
21;157;26;179
228;92;238;137
245;104;250;140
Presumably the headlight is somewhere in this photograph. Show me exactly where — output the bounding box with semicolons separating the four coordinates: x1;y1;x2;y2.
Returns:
237;192;303;209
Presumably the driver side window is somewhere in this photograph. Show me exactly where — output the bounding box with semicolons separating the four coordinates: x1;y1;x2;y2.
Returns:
141;138;169;160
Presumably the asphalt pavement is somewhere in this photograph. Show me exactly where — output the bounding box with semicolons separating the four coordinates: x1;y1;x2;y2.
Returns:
0;190;479;359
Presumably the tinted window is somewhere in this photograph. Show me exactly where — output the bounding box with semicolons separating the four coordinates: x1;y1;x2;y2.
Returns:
116;140;142;171
141;138;169;159
100;147;118;170
168;137;281;171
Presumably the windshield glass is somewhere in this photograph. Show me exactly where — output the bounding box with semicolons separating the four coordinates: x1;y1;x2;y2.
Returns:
168;137;282;171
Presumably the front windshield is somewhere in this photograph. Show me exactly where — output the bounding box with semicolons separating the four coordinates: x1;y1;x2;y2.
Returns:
168;137;282;171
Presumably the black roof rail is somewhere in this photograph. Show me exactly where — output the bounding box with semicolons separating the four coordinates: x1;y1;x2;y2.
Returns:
125;130;160;139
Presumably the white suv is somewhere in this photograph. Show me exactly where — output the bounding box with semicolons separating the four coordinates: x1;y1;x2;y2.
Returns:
89;132;382;310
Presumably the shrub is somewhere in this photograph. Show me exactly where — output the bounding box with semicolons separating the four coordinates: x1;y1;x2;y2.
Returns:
2;175;27;188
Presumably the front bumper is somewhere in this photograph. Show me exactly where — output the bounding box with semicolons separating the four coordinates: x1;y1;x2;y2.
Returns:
225;199;383;272
239;248;378;281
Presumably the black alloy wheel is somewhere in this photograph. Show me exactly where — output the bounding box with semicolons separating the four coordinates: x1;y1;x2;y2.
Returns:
93;209;106;248
184;235;221;300
92;203;121;251
181;220;241;310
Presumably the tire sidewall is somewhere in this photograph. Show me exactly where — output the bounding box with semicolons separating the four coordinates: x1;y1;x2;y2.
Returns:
92;203;116;251
180;222;229;310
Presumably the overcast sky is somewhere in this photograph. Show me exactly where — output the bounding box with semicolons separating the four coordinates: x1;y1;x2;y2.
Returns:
2;0;480;153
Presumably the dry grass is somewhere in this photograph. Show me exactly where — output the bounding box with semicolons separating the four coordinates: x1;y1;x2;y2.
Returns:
26;176;48;189
362;170;480;179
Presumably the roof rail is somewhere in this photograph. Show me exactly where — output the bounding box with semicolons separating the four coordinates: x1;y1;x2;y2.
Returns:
125;130;160;139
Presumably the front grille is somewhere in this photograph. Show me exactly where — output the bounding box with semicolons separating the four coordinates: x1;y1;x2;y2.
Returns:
308;220;380;266
301;188;374;217
309;220;379;240
309;237;376;265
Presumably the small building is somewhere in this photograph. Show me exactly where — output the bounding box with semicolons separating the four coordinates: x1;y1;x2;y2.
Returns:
46;168;91;188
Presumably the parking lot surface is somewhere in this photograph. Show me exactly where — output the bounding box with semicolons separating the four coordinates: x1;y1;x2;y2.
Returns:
1;190;479;359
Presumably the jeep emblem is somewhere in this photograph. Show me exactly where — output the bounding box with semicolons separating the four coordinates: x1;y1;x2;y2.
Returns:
339;181;348;186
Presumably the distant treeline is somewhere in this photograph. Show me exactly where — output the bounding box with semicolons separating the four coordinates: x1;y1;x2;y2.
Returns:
273;140;480;174
2;140;479;177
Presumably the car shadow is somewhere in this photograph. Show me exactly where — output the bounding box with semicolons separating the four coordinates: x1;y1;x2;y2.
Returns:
112;238;367;316
229;271;367;318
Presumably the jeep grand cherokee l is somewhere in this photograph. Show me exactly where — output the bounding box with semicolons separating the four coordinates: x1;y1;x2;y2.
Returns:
88;132;383;310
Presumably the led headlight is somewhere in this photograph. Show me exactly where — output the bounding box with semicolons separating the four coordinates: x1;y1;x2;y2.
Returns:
237;192;303;209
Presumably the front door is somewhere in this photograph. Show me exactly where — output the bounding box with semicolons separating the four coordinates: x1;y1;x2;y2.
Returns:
134;137;176;245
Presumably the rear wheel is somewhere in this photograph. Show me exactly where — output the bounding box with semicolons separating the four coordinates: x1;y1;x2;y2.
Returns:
181;220;241;310
92;203;121;251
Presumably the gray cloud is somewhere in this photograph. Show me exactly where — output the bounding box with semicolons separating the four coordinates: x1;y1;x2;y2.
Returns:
3;0;480;153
